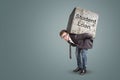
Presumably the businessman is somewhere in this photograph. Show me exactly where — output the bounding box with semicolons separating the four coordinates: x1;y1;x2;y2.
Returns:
59;29;93;75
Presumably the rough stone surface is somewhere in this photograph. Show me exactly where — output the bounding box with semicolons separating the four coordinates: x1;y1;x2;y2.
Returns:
67;7;99;38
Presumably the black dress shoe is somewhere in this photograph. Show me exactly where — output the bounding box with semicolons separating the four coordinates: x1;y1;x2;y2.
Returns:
73;67;81;72
79;69;87;75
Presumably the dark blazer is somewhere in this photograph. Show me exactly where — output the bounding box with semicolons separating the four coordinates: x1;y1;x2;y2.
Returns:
68;33;93;49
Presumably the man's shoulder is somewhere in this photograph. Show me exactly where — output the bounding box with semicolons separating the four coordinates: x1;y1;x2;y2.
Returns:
69;33;88;35
69;33;92;37
78;33;89;35
77;33;92;37
69;33;76;36
69;33;83;38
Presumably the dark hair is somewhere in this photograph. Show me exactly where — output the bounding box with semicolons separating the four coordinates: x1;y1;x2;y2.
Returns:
59;29;68;36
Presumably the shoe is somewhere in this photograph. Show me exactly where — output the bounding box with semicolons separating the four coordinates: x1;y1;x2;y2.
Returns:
79;69;87;75
73;67;81;72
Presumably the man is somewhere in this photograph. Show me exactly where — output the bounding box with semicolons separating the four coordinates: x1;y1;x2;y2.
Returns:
59;29;93;75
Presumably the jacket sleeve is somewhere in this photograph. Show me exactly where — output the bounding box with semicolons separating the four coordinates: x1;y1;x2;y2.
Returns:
67;41;76;47
83;33;93;39
77;33;93;40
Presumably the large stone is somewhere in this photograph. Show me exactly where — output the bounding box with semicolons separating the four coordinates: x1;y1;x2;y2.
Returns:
67;7;99;38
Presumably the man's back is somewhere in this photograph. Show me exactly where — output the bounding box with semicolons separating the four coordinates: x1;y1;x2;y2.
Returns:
69;33;93;49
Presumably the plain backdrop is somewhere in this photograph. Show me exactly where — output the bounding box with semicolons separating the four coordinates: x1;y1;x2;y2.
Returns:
0;0;120;80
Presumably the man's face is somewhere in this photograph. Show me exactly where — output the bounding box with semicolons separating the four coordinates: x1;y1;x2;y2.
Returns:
61;32;69;41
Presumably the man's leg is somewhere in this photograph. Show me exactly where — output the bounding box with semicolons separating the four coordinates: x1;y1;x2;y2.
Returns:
73;47;81;72
82;49;88;70
80;49;88;74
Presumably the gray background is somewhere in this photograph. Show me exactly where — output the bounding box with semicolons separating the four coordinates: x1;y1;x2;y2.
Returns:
0;0;120;80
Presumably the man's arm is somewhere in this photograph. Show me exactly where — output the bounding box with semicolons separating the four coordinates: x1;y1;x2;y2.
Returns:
67;41;76;46
83;33;93;39
77;33;93;40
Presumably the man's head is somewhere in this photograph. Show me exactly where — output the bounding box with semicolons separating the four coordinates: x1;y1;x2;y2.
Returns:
59;29;69;41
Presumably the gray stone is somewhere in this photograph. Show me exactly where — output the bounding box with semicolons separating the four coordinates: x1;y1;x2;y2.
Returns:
67;7;99;38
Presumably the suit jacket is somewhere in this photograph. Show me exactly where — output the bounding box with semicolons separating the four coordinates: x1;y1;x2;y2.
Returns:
68;33;93;49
